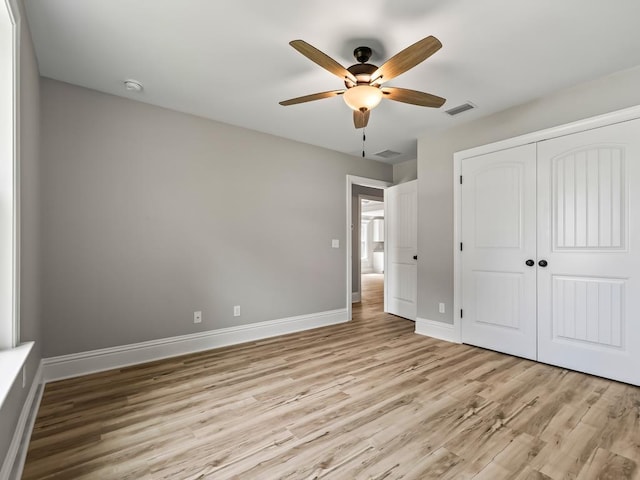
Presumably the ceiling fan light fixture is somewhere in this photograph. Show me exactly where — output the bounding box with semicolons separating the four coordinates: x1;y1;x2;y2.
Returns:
343;85;383;112
280;37;446;130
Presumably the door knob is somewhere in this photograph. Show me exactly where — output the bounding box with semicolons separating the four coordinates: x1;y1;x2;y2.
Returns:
413;255;418;260
538;259;548;267
525;259;535;266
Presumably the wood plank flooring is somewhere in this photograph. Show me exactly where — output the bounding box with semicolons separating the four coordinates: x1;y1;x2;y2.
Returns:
23;274;640;479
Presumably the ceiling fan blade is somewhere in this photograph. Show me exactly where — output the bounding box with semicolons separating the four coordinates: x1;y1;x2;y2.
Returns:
290;40;358;84
381;87;446;108
353;109;370;129
371;36;442;85
279;90;345;106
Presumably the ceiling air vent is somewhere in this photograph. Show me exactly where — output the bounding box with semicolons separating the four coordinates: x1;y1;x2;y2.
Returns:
375;149;402;159
445;102;476;116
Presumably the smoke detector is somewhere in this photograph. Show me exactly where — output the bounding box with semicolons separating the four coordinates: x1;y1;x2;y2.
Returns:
123;79;143;92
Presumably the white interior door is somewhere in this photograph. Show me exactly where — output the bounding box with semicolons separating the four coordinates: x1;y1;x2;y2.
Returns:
461;144;538;360
385;180;417;320
537;118;640;385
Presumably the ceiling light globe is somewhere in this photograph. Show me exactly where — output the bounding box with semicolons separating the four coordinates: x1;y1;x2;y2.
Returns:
343;85;383;111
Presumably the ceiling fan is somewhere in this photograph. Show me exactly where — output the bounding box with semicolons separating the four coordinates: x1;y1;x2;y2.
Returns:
279;36;446;129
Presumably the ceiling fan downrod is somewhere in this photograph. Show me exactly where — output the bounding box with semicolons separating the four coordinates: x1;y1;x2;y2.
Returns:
353;46;372;64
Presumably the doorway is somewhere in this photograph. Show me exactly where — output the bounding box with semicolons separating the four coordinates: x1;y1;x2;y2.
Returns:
346;176;391;321
359;197;385;311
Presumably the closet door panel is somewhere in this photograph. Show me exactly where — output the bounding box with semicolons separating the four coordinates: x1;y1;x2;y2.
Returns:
461;144;537;360
538;118;640;386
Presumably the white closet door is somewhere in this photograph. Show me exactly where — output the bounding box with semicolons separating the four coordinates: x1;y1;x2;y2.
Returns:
461;144;537;360
385;180;417;320
537;118;640;385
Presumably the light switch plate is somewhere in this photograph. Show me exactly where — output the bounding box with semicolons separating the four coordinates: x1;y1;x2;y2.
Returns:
332;239;339;248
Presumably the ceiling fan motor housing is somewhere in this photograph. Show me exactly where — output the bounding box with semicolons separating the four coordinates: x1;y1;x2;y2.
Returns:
345;62;378;87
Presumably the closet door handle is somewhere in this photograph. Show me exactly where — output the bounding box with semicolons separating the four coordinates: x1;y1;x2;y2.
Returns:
525;259;535;267
538;260;548;267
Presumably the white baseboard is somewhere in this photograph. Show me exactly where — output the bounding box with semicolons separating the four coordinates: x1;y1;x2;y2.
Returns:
43;308;349;382
0;363;43;480
415;317;461;344
351;292;361;303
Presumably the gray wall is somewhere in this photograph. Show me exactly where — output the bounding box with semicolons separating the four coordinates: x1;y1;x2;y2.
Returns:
40;78;392;357
351;185;384;295
417;65;640;323
393;159;417;184
0;0;42;471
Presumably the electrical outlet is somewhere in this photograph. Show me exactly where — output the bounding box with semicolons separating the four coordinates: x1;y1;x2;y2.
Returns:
233;305;241;317
439;303;445;314
194;311;202;324
331;239;339;248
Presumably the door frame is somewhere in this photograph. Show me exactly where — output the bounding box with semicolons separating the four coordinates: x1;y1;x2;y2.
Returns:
346;175;391;320
453;104;640;346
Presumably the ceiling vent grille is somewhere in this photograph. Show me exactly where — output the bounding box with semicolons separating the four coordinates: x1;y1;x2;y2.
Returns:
375;149;402;159
445;102;476;116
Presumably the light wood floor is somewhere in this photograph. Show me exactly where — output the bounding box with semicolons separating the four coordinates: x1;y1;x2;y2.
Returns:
23;274;640;479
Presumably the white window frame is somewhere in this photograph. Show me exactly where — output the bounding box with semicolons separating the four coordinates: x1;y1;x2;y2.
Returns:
0;0;20;350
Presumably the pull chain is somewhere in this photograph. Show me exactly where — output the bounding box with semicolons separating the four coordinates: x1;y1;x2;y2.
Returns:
362;128;366;158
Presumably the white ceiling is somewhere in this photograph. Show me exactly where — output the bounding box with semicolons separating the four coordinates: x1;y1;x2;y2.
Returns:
24;0;640;163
